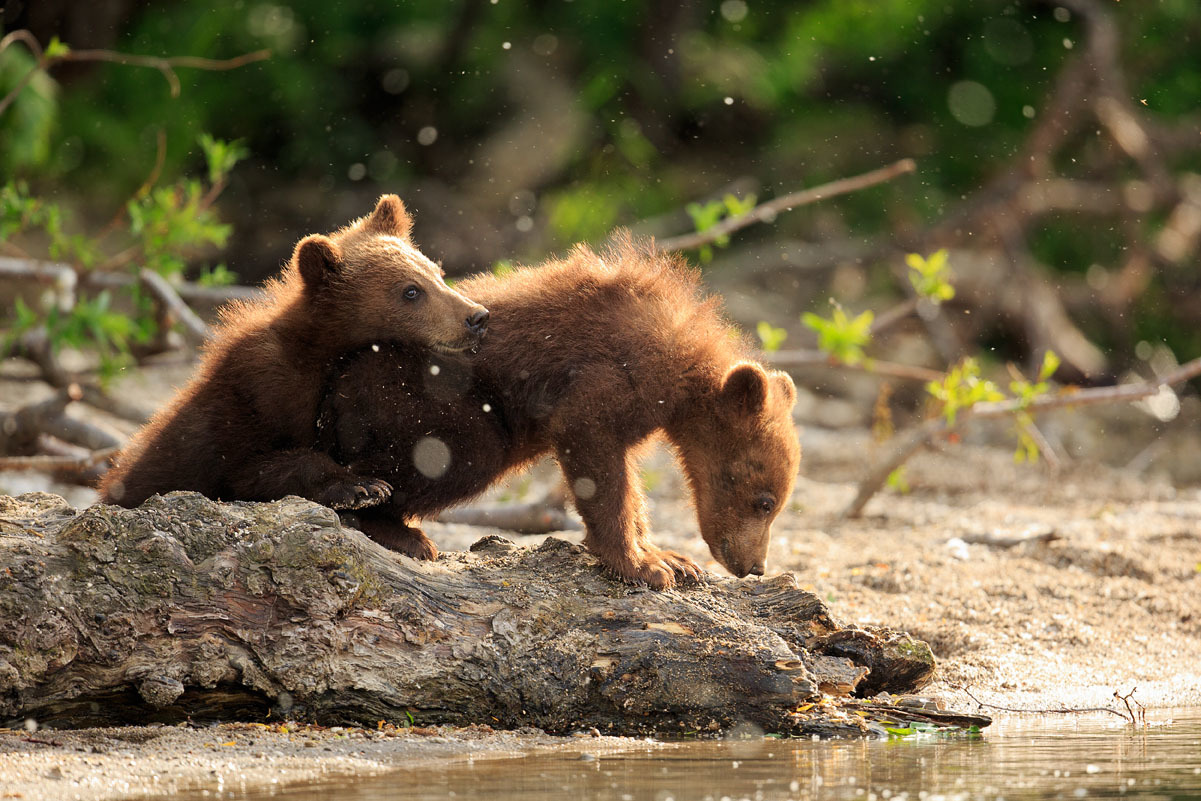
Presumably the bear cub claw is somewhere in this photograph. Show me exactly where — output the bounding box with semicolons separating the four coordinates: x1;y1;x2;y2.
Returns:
617;548;706;590
319;477;393;510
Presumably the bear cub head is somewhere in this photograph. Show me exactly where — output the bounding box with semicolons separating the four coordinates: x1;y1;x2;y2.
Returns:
686;362;801;579
292;195;488;353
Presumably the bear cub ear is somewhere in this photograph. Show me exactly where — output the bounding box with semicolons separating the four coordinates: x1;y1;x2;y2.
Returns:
294;234;344;288
720;362;770;415
363;194;413;238
772;370;797;406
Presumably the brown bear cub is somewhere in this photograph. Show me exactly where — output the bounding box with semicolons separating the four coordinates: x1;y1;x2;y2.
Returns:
99;196;489;510
318;237;801;588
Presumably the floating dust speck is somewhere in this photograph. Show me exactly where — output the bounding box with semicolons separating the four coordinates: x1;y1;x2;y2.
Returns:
413;437;451;479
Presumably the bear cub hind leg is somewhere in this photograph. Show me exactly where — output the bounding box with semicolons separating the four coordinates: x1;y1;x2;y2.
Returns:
355;514;440;561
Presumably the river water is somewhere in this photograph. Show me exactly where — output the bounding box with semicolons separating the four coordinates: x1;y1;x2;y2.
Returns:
189;710;1201;800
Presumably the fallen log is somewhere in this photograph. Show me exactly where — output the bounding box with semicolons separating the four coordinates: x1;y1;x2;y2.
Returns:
0;492;952;737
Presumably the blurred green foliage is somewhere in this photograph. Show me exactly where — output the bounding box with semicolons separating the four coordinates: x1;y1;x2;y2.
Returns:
2;136;243;381
3;0;1200;360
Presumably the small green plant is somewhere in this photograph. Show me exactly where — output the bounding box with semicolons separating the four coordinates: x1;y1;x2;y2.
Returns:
196;263;237;287
3;134;244;382
886;466;910;494
925;358;1005;424
906;249;955;303
756;320;788;353
685;193;757;262
801;302;874;365
1009;350;1061;408
1009;351;1060;463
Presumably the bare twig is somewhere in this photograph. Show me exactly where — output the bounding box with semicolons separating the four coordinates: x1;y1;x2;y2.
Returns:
950;683;1133;722
0;31;269;116
139;268;212;345
868;297;919;337
657;159;916;253
768;349;944;383
1114;687;1146;726
843;357;1201;518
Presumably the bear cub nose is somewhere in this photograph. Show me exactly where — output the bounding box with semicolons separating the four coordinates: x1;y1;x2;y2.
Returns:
466;308;490;336
747;563;765;576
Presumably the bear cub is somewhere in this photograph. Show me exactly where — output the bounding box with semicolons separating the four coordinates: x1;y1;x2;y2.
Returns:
318;238;801;589
99;196;488;510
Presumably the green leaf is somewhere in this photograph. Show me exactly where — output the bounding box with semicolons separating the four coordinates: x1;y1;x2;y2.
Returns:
44;37;72;59
886;466;910;493
802;304;873;365
722;192;757;217
926;358;1003;424
756;320;788;352
907;249;955;304
1038;350;1061;381
198;134;248;186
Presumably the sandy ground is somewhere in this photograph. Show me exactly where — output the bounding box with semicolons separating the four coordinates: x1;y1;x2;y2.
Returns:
1;359;1199;799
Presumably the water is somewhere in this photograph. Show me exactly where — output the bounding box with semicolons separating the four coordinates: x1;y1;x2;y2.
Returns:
186;711;1201;800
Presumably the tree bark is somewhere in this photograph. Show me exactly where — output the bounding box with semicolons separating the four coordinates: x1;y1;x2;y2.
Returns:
0;492;942;736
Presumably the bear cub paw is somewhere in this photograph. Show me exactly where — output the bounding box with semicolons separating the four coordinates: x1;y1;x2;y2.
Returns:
614;548;706;590
317;477;393;510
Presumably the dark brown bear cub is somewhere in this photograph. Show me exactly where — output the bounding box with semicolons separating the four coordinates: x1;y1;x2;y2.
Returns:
319;238;801;588
99;196;489;510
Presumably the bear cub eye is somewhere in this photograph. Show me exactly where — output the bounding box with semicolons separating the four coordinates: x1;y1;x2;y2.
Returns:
754;494;776;516
403;285;421;301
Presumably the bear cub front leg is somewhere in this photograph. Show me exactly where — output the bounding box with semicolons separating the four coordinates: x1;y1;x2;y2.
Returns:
233;449;392;510
558;437;703;589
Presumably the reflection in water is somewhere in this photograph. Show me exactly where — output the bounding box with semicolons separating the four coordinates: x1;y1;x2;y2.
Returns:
184;711;1201;800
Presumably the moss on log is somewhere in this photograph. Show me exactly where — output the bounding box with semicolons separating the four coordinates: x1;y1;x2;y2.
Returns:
0;492;946;736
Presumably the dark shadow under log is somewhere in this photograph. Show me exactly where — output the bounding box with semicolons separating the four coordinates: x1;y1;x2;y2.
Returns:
0;492;964;737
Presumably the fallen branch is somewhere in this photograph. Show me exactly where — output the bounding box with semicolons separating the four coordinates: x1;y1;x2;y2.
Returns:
0;448;116;475
843;356;1201;518
0;492;946;736
138;268;212;345
436;501;581;534
83;271;262;308
657;159;916;253
0;388;76;454
0;386;123;481
959;529;1060;549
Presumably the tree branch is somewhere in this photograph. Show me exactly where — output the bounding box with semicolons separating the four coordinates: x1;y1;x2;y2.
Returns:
657;159;916;253
842;356;1201;519
768;349;944;383
0;31;269;116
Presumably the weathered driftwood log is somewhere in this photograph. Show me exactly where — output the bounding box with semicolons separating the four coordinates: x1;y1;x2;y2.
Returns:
0;492;943;736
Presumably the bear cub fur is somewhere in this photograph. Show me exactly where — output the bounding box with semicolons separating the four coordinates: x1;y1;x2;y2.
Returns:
99;196;489;510
318;238;801;589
